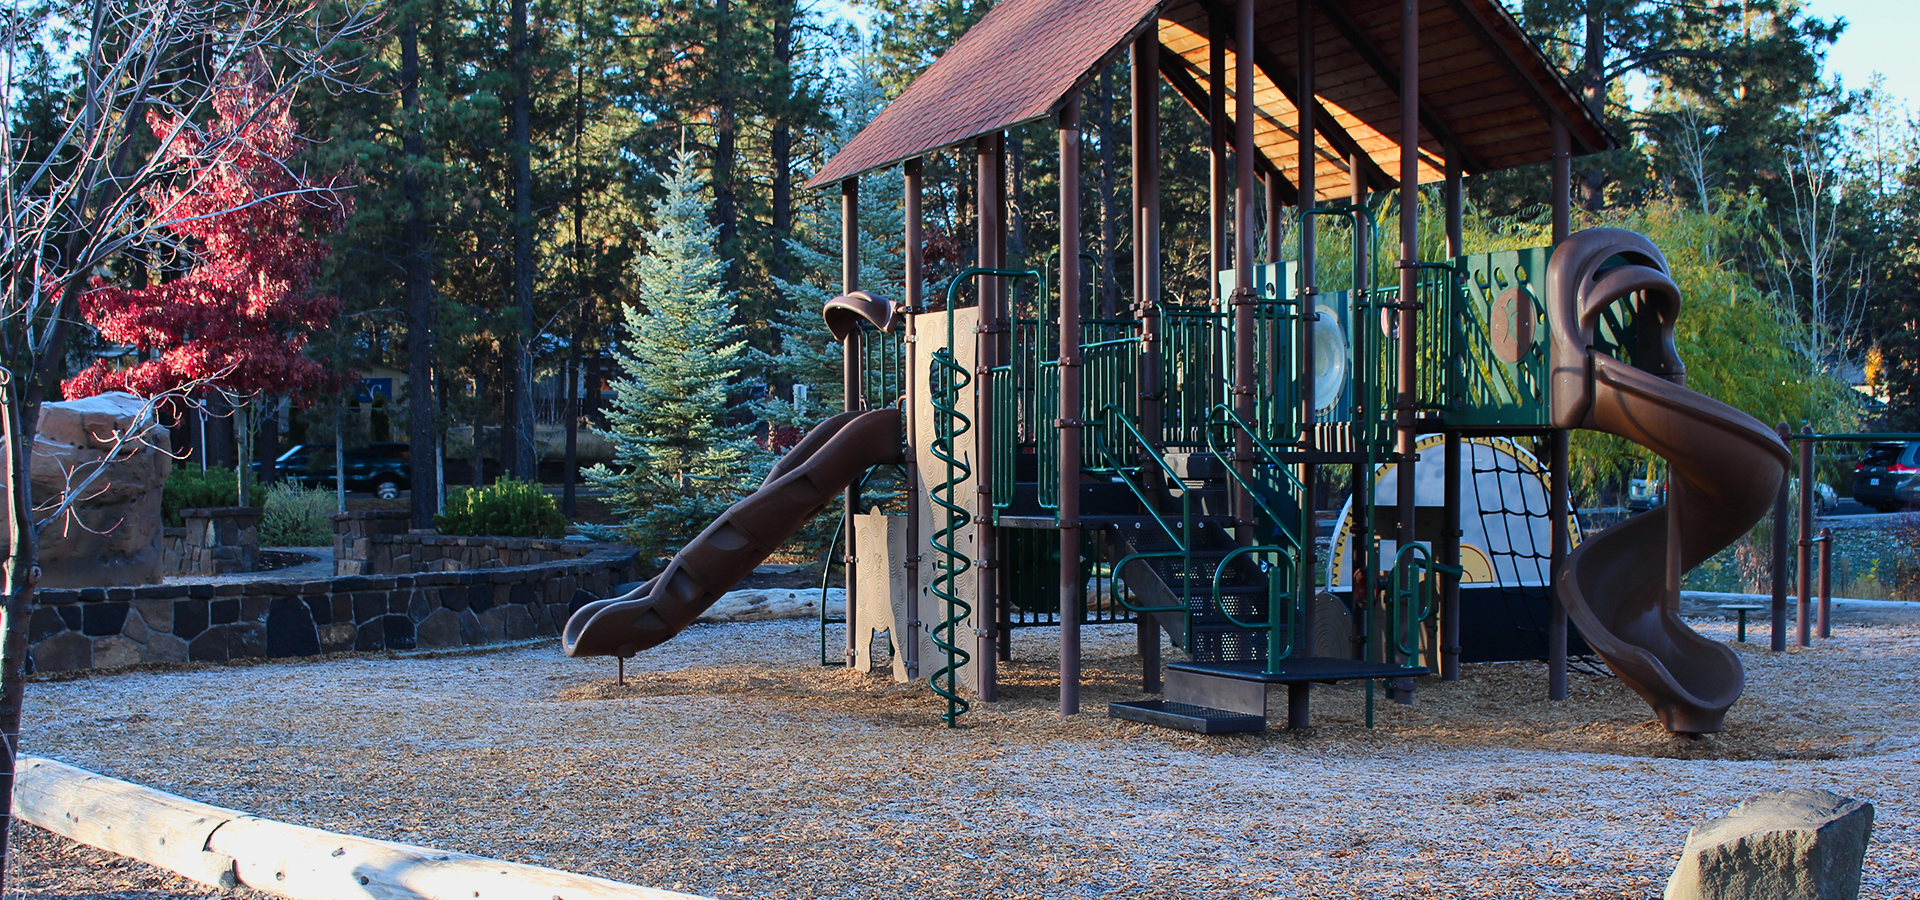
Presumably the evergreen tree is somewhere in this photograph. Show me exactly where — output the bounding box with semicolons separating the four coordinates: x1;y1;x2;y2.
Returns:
585;149;762;563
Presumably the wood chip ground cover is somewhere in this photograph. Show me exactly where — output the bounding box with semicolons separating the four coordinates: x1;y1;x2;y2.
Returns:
15;618;1919;899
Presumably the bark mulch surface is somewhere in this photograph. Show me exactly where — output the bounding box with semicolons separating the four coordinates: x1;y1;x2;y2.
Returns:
15;617;1920;899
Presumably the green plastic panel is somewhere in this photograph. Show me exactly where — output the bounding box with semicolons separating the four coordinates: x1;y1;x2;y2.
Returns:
1446;247;1553;428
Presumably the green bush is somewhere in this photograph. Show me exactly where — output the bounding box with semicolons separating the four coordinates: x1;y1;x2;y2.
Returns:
258;482;336;547
435;477;566;538
162;468;267;526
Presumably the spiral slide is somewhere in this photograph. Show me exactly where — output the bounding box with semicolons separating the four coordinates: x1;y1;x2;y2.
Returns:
1547;229;1790;734
563;408;904;659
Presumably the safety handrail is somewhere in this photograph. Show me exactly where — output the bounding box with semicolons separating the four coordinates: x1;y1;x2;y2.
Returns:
1206;545;1303;668
1387;542;1459;660
1091;402;1191;551
1202;403;1307;549
1107;550;1197;616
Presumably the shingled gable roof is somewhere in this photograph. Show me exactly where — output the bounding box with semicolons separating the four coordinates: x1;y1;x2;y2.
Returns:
807;0;1164;189
808;0;1612;200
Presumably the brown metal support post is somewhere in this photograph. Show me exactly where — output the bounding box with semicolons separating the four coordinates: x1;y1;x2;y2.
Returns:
1549;429;1569;699
974;135;1000;702
903;158;924;679
1818;526;1833;639
1133;38;1163;455
1445;152;1464;257
1796;428;1813;647
1232;0;1257;549
1295;0;1320;672
1547;120;1571;699
1771;422;1790;652
840;177;861;666
1551;122;1571;243
1209;14;1229;309
1441;431;1461;680
1266;175;1284;264
995;132;1013;668
1058;102;1085;713
1392;0;1419;705
1349;157;1370;663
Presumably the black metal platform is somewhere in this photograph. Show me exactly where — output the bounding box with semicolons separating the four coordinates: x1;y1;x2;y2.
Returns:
1168;657;1430;684
1108;700;1266;734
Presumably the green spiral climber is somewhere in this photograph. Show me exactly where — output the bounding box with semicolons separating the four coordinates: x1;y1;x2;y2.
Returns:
927;344;973;727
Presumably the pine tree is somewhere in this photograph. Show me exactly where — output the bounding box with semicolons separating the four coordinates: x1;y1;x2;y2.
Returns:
753;66;907;445
585;148;762;563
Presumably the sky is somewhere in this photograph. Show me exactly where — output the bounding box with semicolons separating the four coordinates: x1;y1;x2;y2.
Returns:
1810;0;1920;109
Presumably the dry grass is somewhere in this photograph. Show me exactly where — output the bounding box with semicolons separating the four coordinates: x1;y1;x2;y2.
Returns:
16;618;1920;899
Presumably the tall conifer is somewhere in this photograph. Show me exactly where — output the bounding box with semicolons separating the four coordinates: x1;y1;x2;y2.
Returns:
586;149;760;561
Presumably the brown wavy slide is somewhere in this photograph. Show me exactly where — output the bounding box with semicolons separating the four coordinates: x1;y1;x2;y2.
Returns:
563;408;904;659
1547;228;1789;734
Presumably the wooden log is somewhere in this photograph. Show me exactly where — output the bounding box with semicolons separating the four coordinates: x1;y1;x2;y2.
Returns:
11;757;240;887
13;757;710;900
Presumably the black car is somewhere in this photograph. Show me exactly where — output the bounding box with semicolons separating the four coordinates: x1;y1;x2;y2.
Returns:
1850;441;1919;513
275;442;412;498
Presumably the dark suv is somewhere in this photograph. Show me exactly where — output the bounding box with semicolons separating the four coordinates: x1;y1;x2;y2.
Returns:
1851;441;1919;513
275;443;412;498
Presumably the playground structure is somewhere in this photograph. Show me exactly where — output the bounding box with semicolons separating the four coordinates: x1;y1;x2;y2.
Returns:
562;0;1790;734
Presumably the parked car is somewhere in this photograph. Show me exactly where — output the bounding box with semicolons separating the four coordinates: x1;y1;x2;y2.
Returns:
1627;475;1665;511
1850;441;1920;513
274;442;411;498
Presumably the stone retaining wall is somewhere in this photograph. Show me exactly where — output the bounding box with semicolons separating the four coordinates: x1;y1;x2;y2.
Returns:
340;530;599;576
26;542;639;675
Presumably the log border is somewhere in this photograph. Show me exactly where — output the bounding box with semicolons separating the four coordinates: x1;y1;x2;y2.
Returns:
13;757;710;900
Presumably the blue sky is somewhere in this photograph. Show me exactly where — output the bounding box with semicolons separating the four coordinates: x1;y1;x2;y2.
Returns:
1811;0;1919;108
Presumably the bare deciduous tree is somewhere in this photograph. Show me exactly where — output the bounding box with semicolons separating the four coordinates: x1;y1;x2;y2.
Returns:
0;0;373;884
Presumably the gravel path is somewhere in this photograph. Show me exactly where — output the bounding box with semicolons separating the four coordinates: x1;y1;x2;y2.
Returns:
13;618;1919;899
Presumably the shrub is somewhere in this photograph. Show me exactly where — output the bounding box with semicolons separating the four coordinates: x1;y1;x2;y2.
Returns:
258;481;336;547
435;477;566;538
162;468;267;526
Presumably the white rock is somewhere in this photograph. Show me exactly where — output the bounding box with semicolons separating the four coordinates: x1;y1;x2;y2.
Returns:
1665;788;1874;900
698;588;846;623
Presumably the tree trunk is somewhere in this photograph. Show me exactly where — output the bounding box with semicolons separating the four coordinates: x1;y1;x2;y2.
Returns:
0;384;43;896
563;315;580;517
770;4;794;284
509;0;538;482
1579;3;1607;211
711;0;738;287
402;15;439;528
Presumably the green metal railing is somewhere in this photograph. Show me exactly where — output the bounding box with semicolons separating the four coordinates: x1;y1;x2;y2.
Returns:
857;322;906;412
1090;403;1193;622
1208;544;1303;670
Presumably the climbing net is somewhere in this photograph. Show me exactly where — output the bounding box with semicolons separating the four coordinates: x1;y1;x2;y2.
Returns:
1468;436;1610;677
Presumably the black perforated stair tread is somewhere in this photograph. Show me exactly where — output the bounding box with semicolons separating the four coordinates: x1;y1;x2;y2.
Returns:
1170;657;1430;684
1107;699;1266;733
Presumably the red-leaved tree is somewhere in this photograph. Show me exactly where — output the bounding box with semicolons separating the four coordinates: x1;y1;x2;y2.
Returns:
64;70;349;403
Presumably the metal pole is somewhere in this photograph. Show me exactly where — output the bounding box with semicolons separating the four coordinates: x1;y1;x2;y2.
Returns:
1549;429;1568;700
1296;0;1319;657
1058;103;1084;714
1132;37;1162;454
1550;122;1571;243
1771;422;1790;653
834;193;864;671
1441;431;1461;680
840;178;861;666
1796;428;1813;647
1265;175;1283;264
1392;0;1419;705
1349;156;1369;665
903;157;924;679
974;135;999;702
1547;121;1571;699
1445;151;1464;257
1233;0;1258;548
1818;526;1832;639
1209;13;1229;309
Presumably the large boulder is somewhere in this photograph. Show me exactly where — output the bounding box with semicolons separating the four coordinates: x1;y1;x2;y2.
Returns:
32;392;172;588
1665;789;1874;900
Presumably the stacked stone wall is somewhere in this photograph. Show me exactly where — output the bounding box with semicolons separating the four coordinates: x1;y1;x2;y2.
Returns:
27;542;638;674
